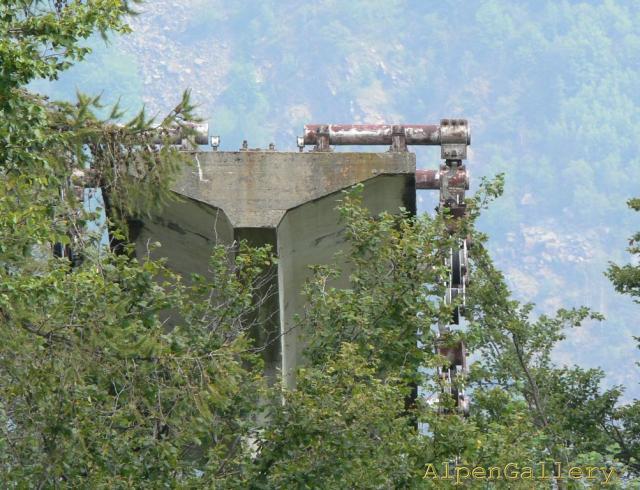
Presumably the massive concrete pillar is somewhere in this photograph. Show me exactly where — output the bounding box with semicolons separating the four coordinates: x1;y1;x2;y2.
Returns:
132;150;416;387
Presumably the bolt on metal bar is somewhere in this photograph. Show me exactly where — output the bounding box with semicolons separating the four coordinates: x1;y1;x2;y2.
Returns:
300;120;470;153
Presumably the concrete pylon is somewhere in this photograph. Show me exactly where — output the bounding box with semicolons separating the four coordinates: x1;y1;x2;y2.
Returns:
131;150;416;388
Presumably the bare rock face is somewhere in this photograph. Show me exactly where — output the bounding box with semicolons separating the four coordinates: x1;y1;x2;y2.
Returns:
120;0;231;117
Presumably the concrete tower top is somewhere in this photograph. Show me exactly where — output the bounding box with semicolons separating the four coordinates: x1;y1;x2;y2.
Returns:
173;151;416;228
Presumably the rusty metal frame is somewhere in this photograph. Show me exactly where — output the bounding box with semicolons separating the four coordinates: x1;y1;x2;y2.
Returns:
300;118;472;416
300;120;469;153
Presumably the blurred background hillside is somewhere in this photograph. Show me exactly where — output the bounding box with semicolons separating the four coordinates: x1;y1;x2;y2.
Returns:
31;0;640;398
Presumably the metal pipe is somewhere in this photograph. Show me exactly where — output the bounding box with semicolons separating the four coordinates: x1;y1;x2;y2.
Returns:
302;120;469;147
303;124;438;146
415;169;439;189
415;167;469;190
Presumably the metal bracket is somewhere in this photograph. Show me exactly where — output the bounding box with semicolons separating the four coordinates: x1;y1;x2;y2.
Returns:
440;119;469;160
313;125;332;152
389;125;407;152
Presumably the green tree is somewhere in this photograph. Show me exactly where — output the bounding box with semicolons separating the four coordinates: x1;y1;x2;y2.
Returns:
607;198;640;303
1;1;637;487
0;1;273;486
247;180;637;489
605;198;640;473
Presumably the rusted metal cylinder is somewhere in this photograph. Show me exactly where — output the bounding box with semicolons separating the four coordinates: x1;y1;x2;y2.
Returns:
415;169;439;189
303;124;439;146
303;121;469;147
415;166;469;190
437;342;467;370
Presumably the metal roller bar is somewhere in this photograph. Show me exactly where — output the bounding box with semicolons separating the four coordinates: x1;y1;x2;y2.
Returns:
70;121;210;188
298;118;472;417
425;124;471;416
415;167;470;190
303;124;440;145
300;120;470;154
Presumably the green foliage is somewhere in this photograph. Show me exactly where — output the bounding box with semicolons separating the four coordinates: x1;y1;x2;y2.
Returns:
1;1;638;486
245;180;637;487
465;218;633;475
605;198;640;474
0;1;269;486
251;343;425;488
301;185;450;385
0;0;137;90
1;1;201;250
0;243;275;485
607;199;640;302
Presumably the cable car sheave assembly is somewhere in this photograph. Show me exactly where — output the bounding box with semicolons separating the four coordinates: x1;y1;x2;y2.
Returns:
299;120;471;416
64;118;471;416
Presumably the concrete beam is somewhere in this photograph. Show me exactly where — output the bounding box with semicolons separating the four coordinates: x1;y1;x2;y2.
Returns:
172;151;415;228
134;150;417;388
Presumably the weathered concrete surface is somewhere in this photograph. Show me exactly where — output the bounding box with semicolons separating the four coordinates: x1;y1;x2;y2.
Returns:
132;196;233;280
277;174;414;387
134;150;416;388
173;151;415;228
